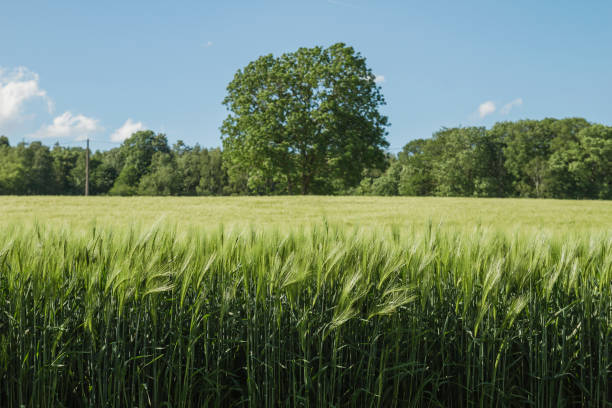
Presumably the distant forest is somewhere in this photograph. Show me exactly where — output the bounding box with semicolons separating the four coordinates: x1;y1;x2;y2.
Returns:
0;117;610;199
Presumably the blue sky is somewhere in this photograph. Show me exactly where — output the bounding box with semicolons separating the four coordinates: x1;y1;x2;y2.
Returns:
1;0;610;152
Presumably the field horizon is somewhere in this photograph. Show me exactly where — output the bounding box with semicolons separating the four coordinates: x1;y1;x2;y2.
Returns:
1;196;611;233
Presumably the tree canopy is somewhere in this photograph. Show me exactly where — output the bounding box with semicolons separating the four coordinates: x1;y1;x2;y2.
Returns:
362;118;610;199
221;43;390;194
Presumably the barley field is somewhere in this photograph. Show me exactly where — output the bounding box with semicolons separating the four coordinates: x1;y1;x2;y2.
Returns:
0;197;610;406
1;196;611;232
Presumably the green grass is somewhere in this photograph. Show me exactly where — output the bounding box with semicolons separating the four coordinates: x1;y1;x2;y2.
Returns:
0;197;610;406
1;196;611;233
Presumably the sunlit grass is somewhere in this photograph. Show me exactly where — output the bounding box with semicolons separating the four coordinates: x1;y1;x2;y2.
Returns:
1;196;610;233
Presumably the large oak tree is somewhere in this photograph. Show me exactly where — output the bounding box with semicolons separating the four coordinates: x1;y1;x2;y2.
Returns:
221;43;389;194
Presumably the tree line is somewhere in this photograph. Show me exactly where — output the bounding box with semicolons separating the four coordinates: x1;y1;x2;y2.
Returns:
0;132;226;196
362;117;611;199
0;117;609;198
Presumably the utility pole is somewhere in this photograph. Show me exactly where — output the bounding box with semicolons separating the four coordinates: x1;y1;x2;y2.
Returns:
85;138;90;196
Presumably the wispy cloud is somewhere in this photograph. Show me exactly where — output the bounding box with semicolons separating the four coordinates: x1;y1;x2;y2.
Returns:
110;118;145;142
30;111;102;140
500;98;523;115
0;67;51;127
203;41;213;48
477;101;496;118
374;75;385;84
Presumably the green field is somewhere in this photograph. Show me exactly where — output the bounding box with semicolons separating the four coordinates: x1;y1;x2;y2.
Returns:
1;196;611;232
0;197;610;406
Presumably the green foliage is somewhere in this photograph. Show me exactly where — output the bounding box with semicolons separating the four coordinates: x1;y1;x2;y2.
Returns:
0;223;609;406
496;118;591;197
0;118;609;198
396;139;435;196
374;118;609;199
0;141;23;194
137;152;179;195
0;141;55;194
371;156;400;195
50;144;83;194
221;43;389;194
108;131;171;195
109;163;139;195
90;160;118;195
195;148;227;195
547;124;612;199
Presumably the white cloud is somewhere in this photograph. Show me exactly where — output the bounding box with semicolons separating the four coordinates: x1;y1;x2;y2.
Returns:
500;98;523;115
110;118;145;142
203;41;213;48
0;67;51;126
30;111;102;140
374;75;385;84
477;101;496;118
